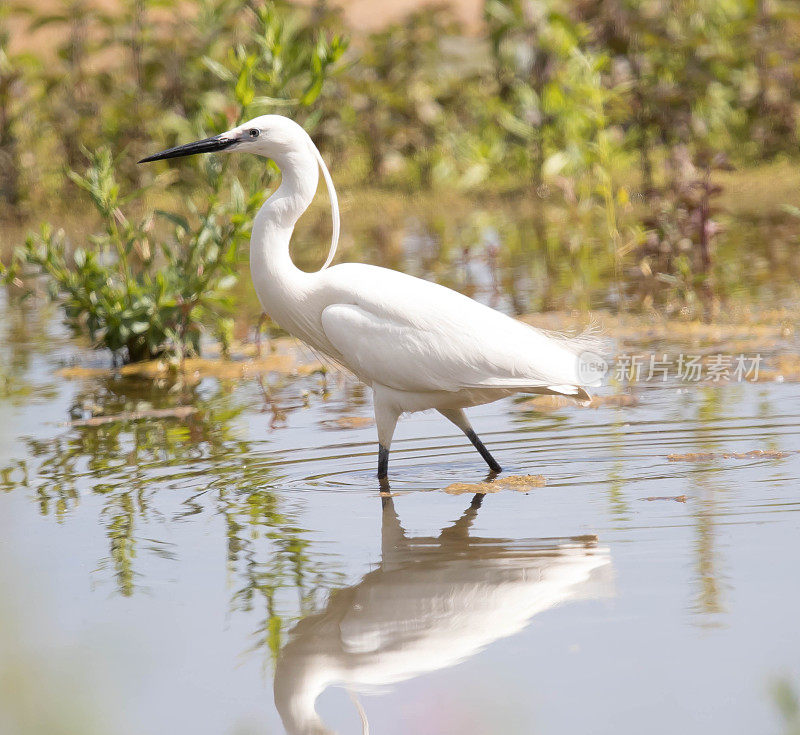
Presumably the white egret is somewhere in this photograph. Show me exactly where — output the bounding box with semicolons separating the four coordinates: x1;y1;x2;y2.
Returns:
140;115;599;480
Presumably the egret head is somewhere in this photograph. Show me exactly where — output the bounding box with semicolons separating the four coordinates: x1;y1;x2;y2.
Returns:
139;114;341;269
138;115;307;164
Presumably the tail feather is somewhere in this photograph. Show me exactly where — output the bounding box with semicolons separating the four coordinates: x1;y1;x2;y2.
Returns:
533;320;607;364
546;384;593;406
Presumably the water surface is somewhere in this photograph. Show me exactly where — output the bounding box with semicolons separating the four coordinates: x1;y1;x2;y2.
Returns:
1;293;799;735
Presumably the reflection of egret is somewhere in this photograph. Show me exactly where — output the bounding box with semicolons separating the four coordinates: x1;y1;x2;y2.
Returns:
273;495;613;734
140;115;600;481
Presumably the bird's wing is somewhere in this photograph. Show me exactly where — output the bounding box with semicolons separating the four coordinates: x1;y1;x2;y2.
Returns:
319;265;595;395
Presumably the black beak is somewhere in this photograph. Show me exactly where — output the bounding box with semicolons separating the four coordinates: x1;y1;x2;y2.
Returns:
138;134;237;163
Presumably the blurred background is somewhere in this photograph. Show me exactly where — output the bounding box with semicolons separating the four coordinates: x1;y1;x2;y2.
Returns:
2;0;800;364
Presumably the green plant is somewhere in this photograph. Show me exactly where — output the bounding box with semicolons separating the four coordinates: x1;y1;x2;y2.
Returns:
484;0;615;309
7;148;259;362
2;0;348;362
0;7;38;216
348;8;468;189
2;0;800;317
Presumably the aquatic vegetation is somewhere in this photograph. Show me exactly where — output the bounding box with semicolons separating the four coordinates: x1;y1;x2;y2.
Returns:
56;337;324;382
1;1;347;362
6;147;258;362
443;474;547;495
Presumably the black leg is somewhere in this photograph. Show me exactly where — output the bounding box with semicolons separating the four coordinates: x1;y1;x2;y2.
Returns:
377;444;390;479
465;429;502;473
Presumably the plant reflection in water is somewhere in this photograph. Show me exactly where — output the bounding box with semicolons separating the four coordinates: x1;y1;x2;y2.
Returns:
0;373;344;662
2;368;613;733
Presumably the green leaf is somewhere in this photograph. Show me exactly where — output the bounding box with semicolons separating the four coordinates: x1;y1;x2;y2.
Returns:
155;210;190;232
231;178;245;212
201;56;234;82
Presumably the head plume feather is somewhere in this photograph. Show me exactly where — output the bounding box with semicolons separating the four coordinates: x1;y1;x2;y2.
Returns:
308;139;340;271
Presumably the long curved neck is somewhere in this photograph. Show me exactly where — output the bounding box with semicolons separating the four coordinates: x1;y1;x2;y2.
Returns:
249;140;319;323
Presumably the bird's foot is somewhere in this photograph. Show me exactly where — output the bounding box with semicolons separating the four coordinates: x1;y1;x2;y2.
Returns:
483;468;501;483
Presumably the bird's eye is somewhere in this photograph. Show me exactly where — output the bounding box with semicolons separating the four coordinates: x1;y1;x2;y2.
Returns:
249;128;260;138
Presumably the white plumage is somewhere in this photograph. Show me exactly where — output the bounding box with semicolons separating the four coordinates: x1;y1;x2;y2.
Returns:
140;114;599;480
320;264;589;393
